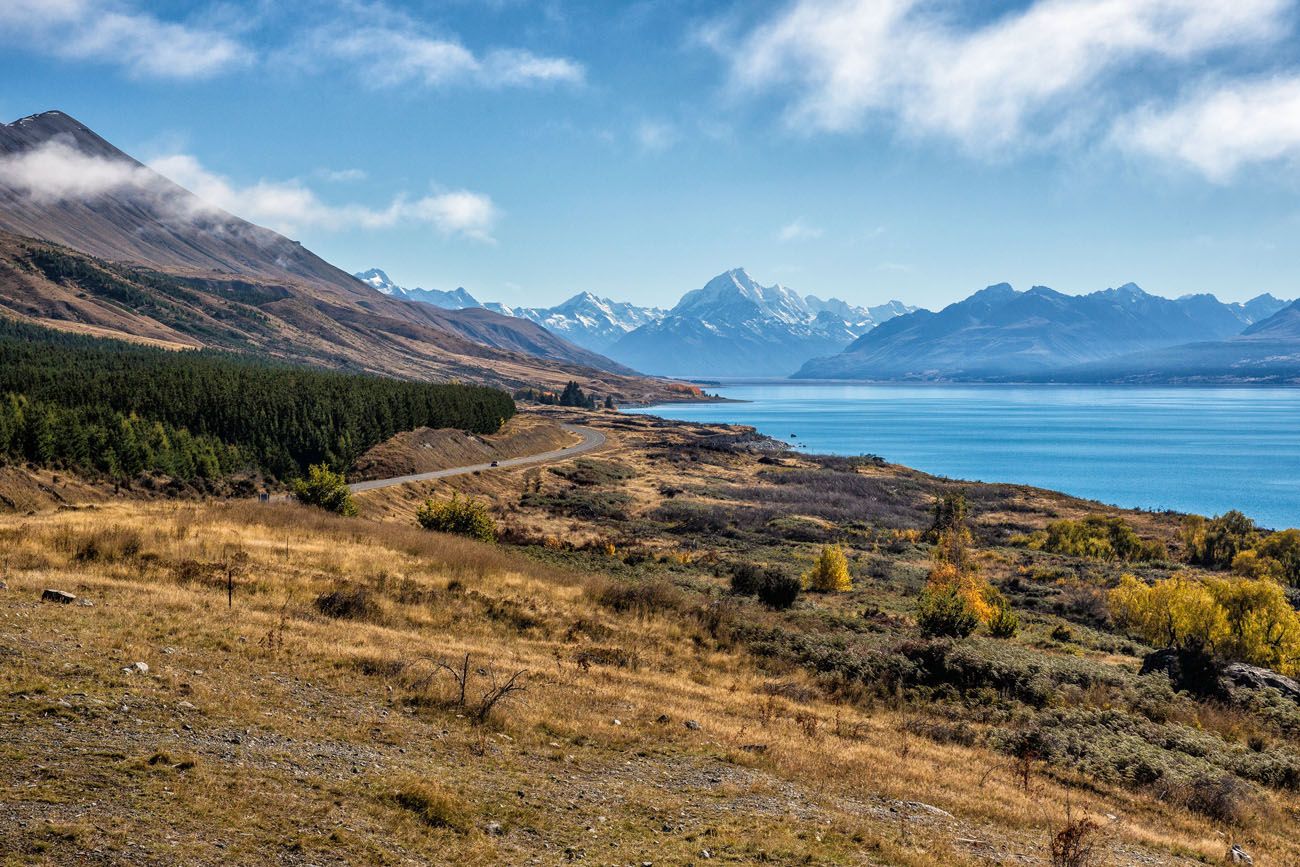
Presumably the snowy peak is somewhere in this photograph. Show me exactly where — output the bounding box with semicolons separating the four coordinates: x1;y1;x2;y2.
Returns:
351;269;480;309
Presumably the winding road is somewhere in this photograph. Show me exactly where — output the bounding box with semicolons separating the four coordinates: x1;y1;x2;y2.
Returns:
347;423;607;493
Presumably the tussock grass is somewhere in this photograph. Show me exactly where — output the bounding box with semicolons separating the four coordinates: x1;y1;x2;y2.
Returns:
0;499;1295;865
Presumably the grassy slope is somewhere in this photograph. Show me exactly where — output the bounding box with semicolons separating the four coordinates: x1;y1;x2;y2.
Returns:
2;410;1297;865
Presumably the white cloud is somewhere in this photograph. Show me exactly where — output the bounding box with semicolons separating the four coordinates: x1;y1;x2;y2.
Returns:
635;120;679;152
778;219;823;242
718;0;1290;150
0;140;498;242
0;0;251;79
1114;76;1300;181
152;154;499;241
297;22;584;90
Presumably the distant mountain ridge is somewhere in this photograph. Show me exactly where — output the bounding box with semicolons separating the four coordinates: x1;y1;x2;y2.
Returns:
352;269;666;353
796;281;1292;381
355;266;913;372
608;268;916;377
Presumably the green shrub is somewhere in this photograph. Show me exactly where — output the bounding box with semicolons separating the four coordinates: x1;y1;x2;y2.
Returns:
293;464;357;516
757;572;802;610
1043;515;1165;562
415;494;497;542
988;604;1020;638
550;459;634;487
917;587;979;638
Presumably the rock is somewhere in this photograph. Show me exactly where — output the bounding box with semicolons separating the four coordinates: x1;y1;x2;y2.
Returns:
740;743;768;754
683;719;700;731
1220;663;1300;705
75;598;95;607
612;719;622;726
122;661;149;675
1229;844;1253;864
41;589;76;604
485;822;504;836
177;700;196;711
0;580;8;590
655;714;670;724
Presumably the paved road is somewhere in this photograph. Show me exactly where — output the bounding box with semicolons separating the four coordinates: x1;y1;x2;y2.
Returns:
347;423;606;493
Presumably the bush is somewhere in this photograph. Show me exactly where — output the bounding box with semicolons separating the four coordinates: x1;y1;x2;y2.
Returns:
729;562;764;596
1043;515;1165;562
803;544;852;592
988;604;1020;638
314;585;380;621
292;464;357;516
1181;773;1256;824
758;572;802;610
917;587;979;638
416;494;497;543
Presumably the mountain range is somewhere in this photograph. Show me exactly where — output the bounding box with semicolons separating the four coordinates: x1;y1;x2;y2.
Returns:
796;281;1295;382
360;266;916;377
0;110;673;399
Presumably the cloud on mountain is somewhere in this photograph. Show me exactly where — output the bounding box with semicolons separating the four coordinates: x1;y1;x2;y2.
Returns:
0;140;498;242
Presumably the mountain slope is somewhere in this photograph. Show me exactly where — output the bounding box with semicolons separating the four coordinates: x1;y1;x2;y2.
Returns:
0;111;653;393
1044;299;1300;384
795;281;1288;380
488;292;667;353
608;268;915;377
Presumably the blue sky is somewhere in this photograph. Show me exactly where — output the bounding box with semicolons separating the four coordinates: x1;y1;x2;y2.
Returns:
4;0;1300;310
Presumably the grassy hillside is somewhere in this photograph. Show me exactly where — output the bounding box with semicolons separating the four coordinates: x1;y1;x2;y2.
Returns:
4;409;1300;864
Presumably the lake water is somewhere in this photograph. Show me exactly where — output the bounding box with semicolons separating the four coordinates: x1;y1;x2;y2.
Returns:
626;382;1300;530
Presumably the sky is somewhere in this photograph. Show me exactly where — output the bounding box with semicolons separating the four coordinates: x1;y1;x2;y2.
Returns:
4;0;1300;311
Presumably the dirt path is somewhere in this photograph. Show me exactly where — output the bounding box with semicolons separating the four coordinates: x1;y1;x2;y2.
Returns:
347;423;606;493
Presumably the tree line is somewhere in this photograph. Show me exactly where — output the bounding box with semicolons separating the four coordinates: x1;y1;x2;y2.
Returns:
0;318;515;482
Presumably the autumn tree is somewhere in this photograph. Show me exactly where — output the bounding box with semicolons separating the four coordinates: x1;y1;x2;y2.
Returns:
802;544;852;592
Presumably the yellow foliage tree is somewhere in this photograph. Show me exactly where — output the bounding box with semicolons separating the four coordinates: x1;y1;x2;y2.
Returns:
803;544;852;592
926;525;998;623
1109;572;1300;676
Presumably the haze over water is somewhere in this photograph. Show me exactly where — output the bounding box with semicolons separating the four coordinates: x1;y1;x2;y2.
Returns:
628;383;1300;530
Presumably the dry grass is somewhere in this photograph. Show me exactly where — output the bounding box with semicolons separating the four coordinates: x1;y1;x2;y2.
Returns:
1;499;1291;865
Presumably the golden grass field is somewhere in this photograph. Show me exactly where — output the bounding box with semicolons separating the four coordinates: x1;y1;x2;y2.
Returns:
1;411;1297;865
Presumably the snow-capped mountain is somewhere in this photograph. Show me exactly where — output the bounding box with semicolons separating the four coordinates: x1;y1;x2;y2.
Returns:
355;266;915;376
354;269;480;309
606;268;917;377
486;292;667;353
355;269;665;353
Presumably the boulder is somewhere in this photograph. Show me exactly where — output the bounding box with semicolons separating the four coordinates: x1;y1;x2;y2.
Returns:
1229;844;1253;864
41;589;76;604
122;661;149;675
1220;663;1300;705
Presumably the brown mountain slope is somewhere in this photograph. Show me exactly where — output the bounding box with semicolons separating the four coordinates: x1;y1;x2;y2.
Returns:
0;110;650;390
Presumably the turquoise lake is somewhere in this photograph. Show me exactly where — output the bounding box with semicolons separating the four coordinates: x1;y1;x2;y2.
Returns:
626;383;1300;530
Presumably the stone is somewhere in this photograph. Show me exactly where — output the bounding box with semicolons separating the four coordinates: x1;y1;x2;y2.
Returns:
683;719;700;731
122;661;149;675
41;589;76;604
1229;844;1253;864
177;701;196;711
485;822;504;836
0;580;8;590
1220;663;1300;704
75;598;95;607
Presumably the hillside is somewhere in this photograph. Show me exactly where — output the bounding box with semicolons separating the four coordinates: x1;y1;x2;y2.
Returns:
796;282;1291;381
6;410;1300;864
1044;299;1300;384
0;111;659;396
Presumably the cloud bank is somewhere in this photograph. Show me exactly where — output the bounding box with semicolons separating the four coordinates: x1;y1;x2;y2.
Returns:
0;0;252;79
715;0;1294;168
0;140;498;242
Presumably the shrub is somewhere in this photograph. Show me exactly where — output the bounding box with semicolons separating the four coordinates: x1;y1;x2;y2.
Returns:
1183;511;1259;569
550;459;634;487
416;494;497;543
758;572;802;610
314;585;380;621
1109;572;1300;676
1043;515;1165;562
802;544;852;592
292;464;357;516
917;587;979;638
593;578;684;615
729;562;764;596
391;781;472;832
988;604;1020;638
1181;774;1256;825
